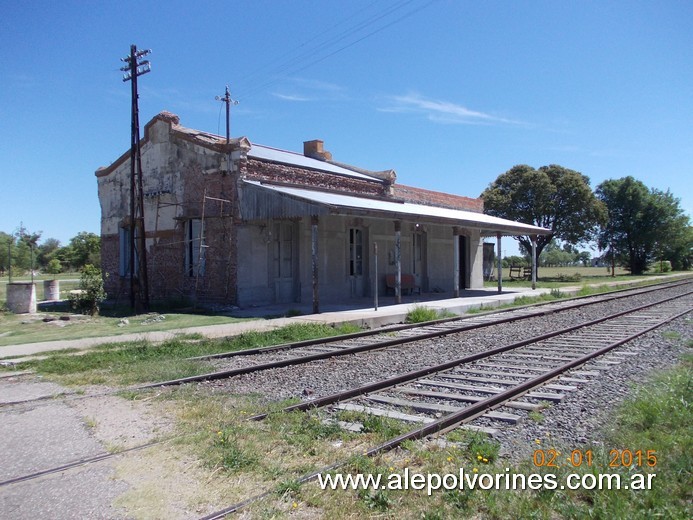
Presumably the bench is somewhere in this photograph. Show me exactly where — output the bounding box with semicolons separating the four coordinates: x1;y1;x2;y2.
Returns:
509;266;532;280
385;274;420;295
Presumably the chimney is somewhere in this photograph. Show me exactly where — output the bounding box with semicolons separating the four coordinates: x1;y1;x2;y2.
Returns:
303;139;332;161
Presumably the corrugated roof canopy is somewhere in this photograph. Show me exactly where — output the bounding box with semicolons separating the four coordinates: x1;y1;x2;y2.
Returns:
242;180;551;236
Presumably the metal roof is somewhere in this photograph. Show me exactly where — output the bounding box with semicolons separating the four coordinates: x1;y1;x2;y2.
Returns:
242;180;551;236
247;144;380;182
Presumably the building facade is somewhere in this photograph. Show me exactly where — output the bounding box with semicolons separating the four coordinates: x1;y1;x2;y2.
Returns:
96;112;549;309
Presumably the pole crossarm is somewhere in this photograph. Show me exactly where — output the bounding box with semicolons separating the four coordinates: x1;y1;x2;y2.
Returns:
119;44;152;310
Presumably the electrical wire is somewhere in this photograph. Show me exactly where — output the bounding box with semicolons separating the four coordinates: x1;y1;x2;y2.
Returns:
233;0;437;101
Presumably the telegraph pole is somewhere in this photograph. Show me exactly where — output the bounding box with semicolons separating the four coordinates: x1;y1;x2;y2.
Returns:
215;85;238;173
121;45;151;311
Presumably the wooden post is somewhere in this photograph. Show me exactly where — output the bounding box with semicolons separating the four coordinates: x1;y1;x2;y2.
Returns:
311;216;319;314
531;235;537;290
453;227;460;298
373;242;378;311
394;221;402;304
496;232;503;293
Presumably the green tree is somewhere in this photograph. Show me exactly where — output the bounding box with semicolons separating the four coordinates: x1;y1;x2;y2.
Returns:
481;164;606;273
67;232;101;270
37;238;61;270
577;250;592;267
46;258;63;275
596;176;691;274
16;224;42;280
501;255;528;268
662;225;692;271
0;232;14;274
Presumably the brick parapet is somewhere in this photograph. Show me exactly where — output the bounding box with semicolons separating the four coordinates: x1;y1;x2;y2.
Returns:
244;159;386;197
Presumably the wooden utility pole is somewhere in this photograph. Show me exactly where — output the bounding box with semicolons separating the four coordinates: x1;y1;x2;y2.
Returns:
121;44;151;311
216;85;238;173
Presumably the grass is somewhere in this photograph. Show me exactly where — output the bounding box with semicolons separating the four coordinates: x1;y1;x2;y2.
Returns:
405;305;457;323
155;389;398;513
484;266;688;289
470;272;689;315
12;322;363;385
0;310;248;347
467;287;568;314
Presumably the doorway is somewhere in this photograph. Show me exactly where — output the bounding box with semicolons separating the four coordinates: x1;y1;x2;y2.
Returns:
349;228;364;297
458;235;467;290
272;221;297;303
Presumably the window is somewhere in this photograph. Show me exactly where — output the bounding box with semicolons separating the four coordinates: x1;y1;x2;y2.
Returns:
185;219;205;277
119;226;137;277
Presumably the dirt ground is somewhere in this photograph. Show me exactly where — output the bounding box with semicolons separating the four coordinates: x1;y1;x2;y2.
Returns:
0;373;238;519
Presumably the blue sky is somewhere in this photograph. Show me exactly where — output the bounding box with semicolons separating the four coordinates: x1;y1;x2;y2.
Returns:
1;0;691;256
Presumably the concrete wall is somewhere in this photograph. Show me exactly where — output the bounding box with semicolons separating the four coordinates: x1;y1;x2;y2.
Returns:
235;215;486;308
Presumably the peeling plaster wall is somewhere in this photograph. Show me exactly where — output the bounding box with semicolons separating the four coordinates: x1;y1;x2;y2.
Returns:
97;117;239;303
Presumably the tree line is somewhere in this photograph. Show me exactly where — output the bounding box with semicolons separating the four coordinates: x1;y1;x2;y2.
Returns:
482;166;691;275
0;226;100;276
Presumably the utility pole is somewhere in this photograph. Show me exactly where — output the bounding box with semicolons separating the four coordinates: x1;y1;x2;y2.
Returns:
215;85;238;173
120;44;151;311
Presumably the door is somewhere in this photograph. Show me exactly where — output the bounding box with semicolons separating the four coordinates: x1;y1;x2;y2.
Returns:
272;222;296;303
412;231;426;290
349;228;364;297
458;235;467;290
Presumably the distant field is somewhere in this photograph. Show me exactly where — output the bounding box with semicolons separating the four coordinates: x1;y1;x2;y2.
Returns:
485;266;684;288
507;265;628;278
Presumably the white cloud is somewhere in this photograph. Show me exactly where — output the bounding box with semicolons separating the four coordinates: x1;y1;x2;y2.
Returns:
381;92;523;126
272;77;348;102
272;92;312;102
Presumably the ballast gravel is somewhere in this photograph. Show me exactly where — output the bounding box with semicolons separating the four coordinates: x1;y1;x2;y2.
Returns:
486;315;690;463
201;286;691;403
200;286;690;461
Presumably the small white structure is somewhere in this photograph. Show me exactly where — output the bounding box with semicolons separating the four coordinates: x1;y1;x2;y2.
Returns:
6;283;37;314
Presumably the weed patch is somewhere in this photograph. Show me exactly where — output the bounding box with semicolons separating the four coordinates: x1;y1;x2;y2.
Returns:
17;322;364;385
405;305;455;323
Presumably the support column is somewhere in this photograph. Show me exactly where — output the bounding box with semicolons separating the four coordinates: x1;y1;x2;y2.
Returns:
496;232;503;293
394;220;402;304
452;227;460;298
311;216;319;314
531;235;537;290
373;242;379;311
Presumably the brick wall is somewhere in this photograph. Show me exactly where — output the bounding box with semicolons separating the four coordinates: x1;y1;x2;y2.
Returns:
244;159;386;197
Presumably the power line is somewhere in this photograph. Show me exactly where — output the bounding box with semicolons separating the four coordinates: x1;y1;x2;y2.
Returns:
234;0;435;101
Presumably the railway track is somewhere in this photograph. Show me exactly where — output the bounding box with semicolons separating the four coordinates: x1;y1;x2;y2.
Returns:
2;279;688;410
143;279;692;390
198;287;691;519
1;280;689;514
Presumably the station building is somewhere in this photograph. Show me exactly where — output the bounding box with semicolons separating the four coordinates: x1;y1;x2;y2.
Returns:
96;111;550;310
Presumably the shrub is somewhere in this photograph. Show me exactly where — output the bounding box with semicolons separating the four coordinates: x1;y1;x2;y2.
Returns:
69;264;107;316
555;272;582;282
650;260;672;273
405;305;440;323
